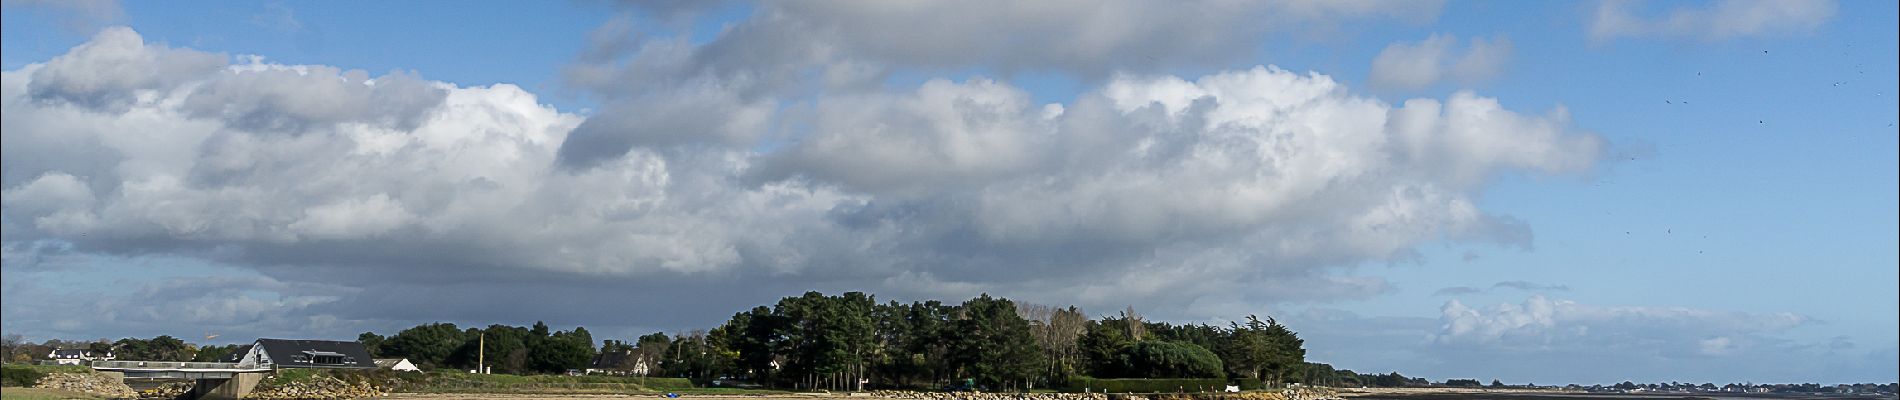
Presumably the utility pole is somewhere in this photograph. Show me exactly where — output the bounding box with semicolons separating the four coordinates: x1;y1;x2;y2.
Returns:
478;332;485;374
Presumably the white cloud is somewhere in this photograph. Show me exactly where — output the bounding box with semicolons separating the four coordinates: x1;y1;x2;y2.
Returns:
1;173;100;232
183;60;447;133
1590;0;1837;42
625;0;1443;77
1284;299;1892;384
1698;336;1736;356
751;78;1057;195
3;27;1601;342
1434;295;1811;353
286;194;417;239
26;27;226;111
1369;33;1513;90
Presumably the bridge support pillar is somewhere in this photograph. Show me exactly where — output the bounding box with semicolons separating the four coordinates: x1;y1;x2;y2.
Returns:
190;372;263;400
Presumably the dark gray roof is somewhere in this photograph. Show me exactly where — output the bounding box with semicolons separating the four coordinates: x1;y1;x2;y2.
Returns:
51;348;89;358
254;339;375;369
590;350;637;369
222;345;254;363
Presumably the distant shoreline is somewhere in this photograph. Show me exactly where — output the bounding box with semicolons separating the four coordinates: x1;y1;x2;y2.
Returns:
1335;387;1895;400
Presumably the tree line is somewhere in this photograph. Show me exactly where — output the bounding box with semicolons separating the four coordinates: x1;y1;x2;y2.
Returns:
0;334;252;364
356;292;1310;391
356;321;596;375
0;291;1314;392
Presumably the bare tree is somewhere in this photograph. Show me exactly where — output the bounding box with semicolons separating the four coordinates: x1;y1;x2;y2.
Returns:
1120;306;1146;342
1048;306;1087;375
2;333;23;363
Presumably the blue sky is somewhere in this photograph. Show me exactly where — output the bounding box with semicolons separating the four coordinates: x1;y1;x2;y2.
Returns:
2;0;1895;385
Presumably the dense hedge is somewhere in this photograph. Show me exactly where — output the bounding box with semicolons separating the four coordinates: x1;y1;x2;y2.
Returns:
1;364;93;387
1233;379;1269;391
1122;341;1224;378
1;364;44;387
1065;377;1229;393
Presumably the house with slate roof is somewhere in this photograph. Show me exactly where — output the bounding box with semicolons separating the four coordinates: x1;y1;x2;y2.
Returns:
234;338;376;370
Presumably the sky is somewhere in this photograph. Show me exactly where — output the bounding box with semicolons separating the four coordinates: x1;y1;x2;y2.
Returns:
1;0;1894;386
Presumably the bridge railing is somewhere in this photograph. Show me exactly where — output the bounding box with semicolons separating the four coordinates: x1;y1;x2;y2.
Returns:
91;360;248;370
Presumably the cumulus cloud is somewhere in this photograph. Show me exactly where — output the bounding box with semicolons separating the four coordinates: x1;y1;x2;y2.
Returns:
3;27;1601;341
1589;0;1837;42
748;78;1058;195
1435;295;1810;353
1369;33;1513;90
183;60;447;133
1413;296;1900;383
560;1;1446;167
609;0;1442;77
1286;297;1891;384
26;27;226;111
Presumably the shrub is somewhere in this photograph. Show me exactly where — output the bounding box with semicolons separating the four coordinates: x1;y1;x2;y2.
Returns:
2;364;46;387
1;364;92;387
1234;379;1269;391
1122;341;1224;379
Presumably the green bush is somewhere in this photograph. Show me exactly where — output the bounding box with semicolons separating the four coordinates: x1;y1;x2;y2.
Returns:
2;364;47;387
1066;377;1228;393
2;364;93;387
1122;341;1224;378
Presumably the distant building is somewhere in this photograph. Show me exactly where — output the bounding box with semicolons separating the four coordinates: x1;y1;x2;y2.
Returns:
234;339;376;370
221;345;255;363
46;348;113;365
374;358;421;372
587;350;651;375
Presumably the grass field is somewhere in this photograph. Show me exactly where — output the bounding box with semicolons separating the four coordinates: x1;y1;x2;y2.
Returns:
396;371;708;394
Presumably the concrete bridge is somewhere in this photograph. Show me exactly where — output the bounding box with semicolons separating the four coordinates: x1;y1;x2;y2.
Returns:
91;361;271;400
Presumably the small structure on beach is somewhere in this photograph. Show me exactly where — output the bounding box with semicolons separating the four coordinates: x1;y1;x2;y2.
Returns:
374;358;421;372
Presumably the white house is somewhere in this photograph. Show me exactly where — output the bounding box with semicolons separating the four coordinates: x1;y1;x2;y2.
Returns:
47;348;113;365
586;351;652;376
374;358;421;372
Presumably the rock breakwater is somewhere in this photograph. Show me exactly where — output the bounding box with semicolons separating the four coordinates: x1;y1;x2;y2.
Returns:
34;372;138;399
249;374;388;400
